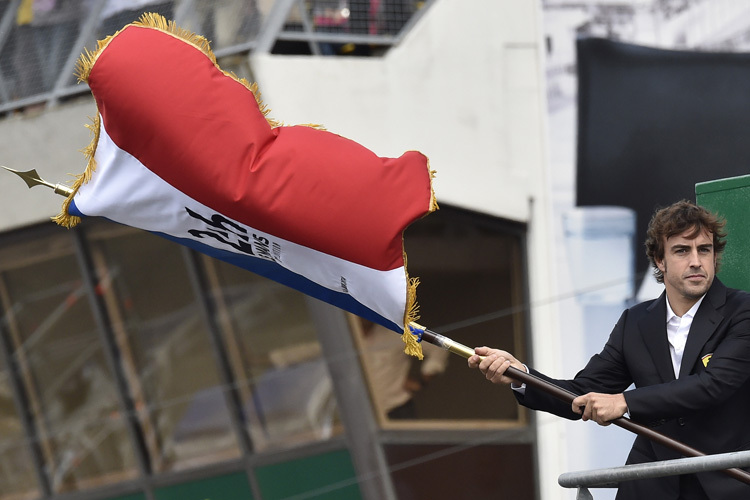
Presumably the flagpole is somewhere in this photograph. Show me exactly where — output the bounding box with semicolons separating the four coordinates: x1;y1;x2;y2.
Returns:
2;166;73;197
419;327;750;486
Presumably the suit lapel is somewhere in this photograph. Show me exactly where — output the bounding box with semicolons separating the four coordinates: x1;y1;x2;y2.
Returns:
679;280;726;378
639;292;676;382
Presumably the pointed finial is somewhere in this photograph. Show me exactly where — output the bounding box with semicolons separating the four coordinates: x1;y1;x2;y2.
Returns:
2;166;73;197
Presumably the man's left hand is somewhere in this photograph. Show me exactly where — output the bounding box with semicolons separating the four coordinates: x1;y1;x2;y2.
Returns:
572;393;628;426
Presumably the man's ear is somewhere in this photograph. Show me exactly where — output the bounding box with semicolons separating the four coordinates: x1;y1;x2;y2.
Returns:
655;257;665;273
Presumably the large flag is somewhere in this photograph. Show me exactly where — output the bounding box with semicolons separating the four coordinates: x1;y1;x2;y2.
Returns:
55;14;437;357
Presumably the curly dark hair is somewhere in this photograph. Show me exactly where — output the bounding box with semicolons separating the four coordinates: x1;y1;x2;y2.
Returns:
644;200;727;284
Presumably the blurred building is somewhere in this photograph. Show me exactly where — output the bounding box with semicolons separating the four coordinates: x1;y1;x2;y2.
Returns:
8;0;750;499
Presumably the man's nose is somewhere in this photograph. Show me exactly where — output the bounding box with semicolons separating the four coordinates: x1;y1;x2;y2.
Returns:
689;249;702;267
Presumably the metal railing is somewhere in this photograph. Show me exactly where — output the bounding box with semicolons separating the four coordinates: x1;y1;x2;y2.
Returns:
559;450;750;500
0;0;433;116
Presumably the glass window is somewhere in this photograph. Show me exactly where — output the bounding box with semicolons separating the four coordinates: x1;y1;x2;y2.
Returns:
201;256;342;452
354;205;529;425
0;228;137;494
85;223;240;472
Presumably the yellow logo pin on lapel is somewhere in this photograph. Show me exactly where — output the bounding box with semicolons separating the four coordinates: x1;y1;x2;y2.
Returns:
701;353;713;367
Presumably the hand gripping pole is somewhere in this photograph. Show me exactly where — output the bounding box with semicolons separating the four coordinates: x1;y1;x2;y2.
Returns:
418;326;750;486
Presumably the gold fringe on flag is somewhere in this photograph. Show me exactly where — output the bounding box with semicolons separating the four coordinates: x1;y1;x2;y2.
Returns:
399;165;437;359
56;13;438;362
428;166;439;212
51;114;100;228
402;275;424;359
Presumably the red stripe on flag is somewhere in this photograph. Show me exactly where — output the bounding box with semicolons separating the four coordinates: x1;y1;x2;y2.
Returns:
88;25;433;272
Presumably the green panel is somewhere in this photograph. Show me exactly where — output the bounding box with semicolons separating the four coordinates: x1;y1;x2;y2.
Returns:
154;472;254;500
255;449;362;500
696;174;750;292
109;494;147;500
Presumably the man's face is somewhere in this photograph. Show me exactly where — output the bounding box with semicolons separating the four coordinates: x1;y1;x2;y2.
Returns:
656;227;716;309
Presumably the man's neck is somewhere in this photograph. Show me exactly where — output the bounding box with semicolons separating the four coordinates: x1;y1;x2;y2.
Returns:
666;293;703;317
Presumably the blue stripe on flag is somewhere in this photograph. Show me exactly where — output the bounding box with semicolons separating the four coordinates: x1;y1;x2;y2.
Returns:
69;199;83;217
159;232;403;333
70;200;403;333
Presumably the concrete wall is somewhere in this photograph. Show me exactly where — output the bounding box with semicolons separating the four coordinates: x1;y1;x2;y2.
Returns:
0;98;96;231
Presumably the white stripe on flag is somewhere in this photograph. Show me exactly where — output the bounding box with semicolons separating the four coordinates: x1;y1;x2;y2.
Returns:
73;119;408;328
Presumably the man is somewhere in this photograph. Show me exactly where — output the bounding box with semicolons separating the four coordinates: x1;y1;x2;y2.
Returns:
468;200;750;499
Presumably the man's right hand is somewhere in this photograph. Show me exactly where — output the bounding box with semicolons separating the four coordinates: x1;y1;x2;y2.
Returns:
468;346;526;386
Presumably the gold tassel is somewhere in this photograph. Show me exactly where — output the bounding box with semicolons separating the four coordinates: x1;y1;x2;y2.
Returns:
402;328;423;359
428;165;439;212
401;273;424;359
52;113;101;228
398;162;438;358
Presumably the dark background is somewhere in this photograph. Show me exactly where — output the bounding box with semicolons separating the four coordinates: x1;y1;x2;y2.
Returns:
576;37;750;287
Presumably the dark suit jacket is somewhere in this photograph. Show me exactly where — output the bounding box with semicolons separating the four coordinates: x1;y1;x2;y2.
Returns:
515;279;750;499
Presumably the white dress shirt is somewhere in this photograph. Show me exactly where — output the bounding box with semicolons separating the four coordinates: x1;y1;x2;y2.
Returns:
665;295;705;378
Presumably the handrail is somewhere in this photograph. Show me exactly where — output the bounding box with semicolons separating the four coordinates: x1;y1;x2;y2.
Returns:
558;450;750;499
